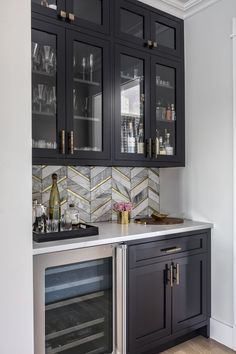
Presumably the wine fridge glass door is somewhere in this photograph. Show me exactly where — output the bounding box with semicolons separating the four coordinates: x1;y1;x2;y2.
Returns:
34;246;115;354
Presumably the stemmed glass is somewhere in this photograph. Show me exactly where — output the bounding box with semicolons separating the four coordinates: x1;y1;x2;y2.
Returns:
48;48;56;75
43;45;51;73
82;57;86;81
51;86;57;114
89;54;94;82
32;42;40;71
38;84;45;112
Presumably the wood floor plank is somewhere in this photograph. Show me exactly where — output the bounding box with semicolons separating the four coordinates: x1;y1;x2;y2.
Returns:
161;337;236;354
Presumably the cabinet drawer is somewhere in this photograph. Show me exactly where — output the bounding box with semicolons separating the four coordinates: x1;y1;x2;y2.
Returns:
129;233;207;268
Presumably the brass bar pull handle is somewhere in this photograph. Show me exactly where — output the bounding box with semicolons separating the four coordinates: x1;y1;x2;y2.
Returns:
154;137;159;158
161;247;182;254
60;130;65;155
68;131;74;155
67;13;75;21
58;10;67;19
176;263;180;285
170;264;173;287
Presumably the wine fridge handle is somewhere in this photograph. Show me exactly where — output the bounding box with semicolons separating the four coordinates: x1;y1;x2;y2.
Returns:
116;244;127;354
60;130;65;155
68;131;74;155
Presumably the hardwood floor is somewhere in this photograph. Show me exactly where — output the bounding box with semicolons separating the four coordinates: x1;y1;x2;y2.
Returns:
161;336;236;354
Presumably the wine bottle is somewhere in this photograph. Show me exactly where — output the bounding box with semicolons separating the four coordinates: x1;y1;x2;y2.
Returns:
49;173;61;221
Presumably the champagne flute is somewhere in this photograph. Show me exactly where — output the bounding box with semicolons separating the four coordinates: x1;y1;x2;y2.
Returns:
32;42;40;71
38;84;45;113
82;57;86;81
43;45;51;73
89;54;94;82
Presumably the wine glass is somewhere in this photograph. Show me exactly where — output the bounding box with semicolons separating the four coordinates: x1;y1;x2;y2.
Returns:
82;57;86;81
43;45;51;73
32;42;40;71
38;84;45;112
89;54;94;82
48;48;56;75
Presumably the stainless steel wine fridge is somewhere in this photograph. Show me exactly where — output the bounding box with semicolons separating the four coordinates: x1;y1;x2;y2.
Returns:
34;244;127;354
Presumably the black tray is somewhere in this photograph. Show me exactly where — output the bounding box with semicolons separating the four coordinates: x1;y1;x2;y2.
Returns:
33;223;99;243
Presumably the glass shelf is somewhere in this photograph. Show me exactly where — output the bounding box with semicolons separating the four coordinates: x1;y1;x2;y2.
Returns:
74;115;101;122
74;78;101;87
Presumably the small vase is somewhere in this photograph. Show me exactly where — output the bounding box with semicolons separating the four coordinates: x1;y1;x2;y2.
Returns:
117;211;130;224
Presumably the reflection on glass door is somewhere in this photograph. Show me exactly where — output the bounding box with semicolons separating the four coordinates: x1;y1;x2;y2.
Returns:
71;0;103;25
73;41;103;152
155;64;176;156
45;258;113;354
120;55;145;155
154;22;176;50
32;29;57;150
32;0;58;11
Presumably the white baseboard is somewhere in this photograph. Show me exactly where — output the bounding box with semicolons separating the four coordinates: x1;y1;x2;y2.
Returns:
210;318;233;349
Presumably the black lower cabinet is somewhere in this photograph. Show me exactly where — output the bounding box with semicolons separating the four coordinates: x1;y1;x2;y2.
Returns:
127;230;211;354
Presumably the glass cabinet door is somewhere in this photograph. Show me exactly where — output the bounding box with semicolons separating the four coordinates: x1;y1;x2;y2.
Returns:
45;258;113;354
116;0;150;46
66;0;110;33
114;46;150;161
32;0;65;19
66;31;111;160
32;20;65;159
151;56;184;161
150;13;182;57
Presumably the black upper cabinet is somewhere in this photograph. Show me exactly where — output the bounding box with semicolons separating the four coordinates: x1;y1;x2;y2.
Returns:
117;0;183;58
32;0;185;167
31;0;110;34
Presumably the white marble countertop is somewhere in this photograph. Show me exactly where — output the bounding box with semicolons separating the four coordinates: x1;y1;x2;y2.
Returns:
33;219;213;255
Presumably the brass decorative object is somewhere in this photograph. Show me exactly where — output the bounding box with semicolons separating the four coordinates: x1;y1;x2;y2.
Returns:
117;211;130;224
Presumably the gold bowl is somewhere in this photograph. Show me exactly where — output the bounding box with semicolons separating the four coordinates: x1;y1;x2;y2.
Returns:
151;211;169;220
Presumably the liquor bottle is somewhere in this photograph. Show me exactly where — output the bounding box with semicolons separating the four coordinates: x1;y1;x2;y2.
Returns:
137;123;144;154
49;173;61;221
166;104;171;121
127;122;136;153
156;101;162;121
159;136;166;155
171;104;176;121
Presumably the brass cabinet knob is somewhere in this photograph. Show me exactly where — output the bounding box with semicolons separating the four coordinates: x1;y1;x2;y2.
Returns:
68;13;75;21
58;10;67;19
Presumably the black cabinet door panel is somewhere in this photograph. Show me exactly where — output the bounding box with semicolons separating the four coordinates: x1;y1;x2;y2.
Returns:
32;19;65;160
150;12;182;58
172;254;207;333
66;0;110;34
66;30;111;161
128;262;171;354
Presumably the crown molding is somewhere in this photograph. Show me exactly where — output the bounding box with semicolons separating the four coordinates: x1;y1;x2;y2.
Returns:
139;0;221;19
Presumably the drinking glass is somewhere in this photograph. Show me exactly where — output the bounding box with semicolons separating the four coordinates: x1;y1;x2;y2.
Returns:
43;45;51;73
89;54;94;82
82;57;86;80
32;42;40;71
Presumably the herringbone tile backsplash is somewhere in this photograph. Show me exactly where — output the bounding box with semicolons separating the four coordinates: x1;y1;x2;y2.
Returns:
32;166;160;223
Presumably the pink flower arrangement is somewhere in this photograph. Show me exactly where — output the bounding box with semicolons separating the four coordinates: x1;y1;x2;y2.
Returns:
113;202;133;212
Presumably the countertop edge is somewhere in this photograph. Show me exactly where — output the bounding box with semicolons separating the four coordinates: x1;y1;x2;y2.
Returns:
33;221;213;256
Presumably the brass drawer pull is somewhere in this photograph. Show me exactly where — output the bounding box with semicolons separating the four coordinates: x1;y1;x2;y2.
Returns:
58;10;67;19
60;130;65;155
68;13;75;21
161;247;182;254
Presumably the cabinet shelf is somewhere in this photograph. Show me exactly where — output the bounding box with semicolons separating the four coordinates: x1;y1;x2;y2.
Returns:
32;70;56;78
156;83;174;90
74;115;101;122
32;111;55;118
73;78;101;87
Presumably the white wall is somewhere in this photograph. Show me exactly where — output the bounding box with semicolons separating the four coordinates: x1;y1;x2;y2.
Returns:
0;1;33;354
160;0;236;348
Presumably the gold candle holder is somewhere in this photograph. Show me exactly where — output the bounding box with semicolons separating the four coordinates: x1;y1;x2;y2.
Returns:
117;211;130;224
